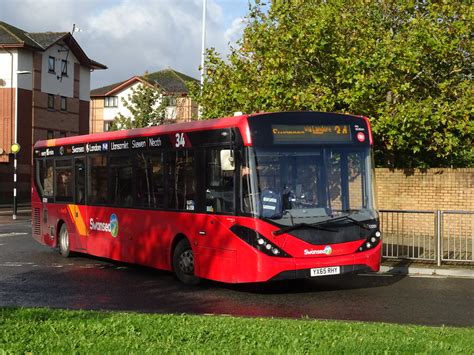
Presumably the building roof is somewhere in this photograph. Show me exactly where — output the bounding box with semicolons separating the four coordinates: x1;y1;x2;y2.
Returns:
91;69;199;97
0;21;43;49
27;32;69;48
0;21;106;70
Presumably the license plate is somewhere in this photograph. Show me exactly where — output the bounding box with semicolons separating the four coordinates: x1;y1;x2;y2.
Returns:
310;266;340;277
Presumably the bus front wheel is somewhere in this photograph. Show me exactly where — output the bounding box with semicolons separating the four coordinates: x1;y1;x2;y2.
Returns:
58;223;71;258
173;239;200;285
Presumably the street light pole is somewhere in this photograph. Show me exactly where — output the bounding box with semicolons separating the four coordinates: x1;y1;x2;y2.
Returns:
198;0;207;119
200;0;207;88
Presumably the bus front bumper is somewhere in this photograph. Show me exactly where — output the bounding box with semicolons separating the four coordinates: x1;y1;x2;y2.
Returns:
267;243;382;282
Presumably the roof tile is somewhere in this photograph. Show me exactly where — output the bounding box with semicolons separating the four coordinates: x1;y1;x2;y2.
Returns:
91;69;198;96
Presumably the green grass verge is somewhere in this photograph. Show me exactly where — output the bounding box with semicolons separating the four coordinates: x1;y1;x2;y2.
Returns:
1;308;473;354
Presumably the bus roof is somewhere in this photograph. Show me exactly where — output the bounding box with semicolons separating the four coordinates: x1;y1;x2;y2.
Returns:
34;113;251;149
34;111;371;149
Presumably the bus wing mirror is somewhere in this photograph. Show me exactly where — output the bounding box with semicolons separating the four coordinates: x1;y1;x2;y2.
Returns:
220;150;235;171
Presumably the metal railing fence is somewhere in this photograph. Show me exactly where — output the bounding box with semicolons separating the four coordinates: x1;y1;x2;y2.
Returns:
380;210;474;266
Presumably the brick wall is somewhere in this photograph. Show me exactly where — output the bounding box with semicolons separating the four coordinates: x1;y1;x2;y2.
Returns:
375;168;474;211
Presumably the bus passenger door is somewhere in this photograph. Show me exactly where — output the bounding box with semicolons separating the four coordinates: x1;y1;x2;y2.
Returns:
70;157;87;251
195;147;238;282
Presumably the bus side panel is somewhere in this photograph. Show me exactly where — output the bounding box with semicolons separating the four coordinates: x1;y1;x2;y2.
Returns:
192;214;238;283
31;184;42;245
85;206;134;264
132;210;174;271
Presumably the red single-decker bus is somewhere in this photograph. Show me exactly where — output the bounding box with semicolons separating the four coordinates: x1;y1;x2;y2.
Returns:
32;111;381;284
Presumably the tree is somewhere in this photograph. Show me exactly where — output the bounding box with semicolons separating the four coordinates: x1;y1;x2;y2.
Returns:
191;0;473;168
110;73;168;130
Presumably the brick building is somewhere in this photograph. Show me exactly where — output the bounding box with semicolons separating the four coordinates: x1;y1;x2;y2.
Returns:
90;69;198;133
0;21;106;203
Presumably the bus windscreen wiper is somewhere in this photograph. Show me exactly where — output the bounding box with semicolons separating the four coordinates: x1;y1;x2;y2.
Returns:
273;223;337;236
310;214;370;230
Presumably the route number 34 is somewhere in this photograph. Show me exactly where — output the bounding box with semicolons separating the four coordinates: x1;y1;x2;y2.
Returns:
175;133;186;147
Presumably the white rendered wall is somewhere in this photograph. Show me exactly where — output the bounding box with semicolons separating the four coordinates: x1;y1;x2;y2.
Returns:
79;66;90;101
103;82;140;122
0;49;33;89
103;82;169;123
16;49;33;90
41;43;77;98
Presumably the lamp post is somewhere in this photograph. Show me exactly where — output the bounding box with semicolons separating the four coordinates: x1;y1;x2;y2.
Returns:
200;0;207;88
12;70;32;220
198;0;207;119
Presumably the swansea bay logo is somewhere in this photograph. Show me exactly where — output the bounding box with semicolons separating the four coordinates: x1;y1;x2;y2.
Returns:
110;214;118;238
304;246;332;256
89;213;119;238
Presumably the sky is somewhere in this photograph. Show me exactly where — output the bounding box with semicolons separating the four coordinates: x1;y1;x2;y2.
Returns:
0;0;251;89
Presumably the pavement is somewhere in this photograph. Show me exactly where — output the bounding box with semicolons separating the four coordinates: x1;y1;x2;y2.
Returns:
380;260;474;278
1;207;473;279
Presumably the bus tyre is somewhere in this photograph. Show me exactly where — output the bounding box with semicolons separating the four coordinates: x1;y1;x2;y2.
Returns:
58;223;71;258
173;239;200;285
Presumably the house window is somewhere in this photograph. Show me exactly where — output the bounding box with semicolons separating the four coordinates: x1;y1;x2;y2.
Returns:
60;96;67;111
103;121;112;132
104;96;118;107
168;96;177;106
48;94;55;110
47;130;54;140
48;56;55;73
61;60;68;76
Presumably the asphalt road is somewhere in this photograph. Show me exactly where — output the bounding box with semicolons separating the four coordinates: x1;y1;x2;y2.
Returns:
1;218;473;327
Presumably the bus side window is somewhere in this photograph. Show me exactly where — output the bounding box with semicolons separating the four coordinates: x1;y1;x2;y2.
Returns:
88;154;109;205
55;159;73;202
110;155;133;207
75;158;86;205
205;148;235;214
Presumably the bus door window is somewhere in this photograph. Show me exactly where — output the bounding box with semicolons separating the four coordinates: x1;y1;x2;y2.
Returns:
205;148;235;214
150;152;166;209
88;155;109;205
135;152;152;208
74;158;86;205
167;150;195;211
55;159;73;203
38;159;54;198
109;155;133;207
324;149;368;214
326;151;343;212
347;151;365;210
240;148;258;215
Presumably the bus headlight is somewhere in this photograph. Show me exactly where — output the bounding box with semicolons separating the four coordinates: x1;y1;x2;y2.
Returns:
230;225;291;258
358;231;381;252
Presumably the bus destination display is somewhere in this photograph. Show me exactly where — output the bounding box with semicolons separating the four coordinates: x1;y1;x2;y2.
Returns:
272;124;352;144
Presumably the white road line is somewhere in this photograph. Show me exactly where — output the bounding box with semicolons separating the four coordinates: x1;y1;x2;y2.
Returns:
0;232;28;238
408;274;448;279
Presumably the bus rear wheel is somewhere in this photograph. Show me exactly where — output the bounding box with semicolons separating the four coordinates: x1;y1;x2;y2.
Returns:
173;239;200;285
58;223;71;258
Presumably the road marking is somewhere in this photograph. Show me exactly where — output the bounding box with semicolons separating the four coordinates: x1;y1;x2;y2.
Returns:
408;274;448;279
0;232;28;238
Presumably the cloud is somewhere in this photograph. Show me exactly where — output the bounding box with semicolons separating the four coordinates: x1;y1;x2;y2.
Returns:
0;0;248;88
224;17;246;47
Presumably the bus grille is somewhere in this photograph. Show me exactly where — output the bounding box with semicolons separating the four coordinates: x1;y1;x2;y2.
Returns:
33;208;40;235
